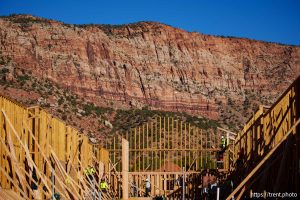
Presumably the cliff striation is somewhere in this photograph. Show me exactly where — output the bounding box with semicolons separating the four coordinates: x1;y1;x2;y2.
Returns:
0;15;299;130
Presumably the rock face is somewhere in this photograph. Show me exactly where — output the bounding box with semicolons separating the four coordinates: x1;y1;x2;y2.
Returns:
0;15;300;120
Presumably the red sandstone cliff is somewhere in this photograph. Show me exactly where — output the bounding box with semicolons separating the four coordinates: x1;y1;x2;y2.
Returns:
0;15;299;122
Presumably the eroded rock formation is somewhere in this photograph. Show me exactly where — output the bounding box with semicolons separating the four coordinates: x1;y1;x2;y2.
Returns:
0;15;299;121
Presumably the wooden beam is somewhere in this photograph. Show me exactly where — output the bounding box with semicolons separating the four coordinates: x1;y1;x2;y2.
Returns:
217;127;237;136
226;118;300;200
2;110;52;197
0;138;36;198
122;138;129;200
2;117;26;193
201;129;203;168
23;120;77;200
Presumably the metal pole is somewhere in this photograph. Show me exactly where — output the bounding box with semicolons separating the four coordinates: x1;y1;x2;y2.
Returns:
52;167;54;200
217;187;220;200
99;191;102;200
182;167;185;200
93;181;96;200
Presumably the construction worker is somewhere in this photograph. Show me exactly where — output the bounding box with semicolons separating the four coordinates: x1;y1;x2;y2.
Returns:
175;175;183;187
54;193;61;200
145;178;151;197
31;168;38;190
99;178;109;193
131;180;137;197
221;136;226;149
84;165;96;181
210;181;218;197
65;175;71;185
203;185;209;200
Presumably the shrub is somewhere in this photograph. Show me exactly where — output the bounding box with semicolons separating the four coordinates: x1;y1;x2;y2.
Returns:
16;74;30;82
0;68;9;74
57;109;63;113
83;103;95;116
31;82;37;88
43;103;50;108
58;97;64;105
62;114;67;121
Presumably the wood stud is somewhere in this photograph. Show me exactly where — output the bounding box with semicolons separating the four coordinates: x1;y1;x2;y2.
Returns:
0;95;110;200
109;116;221;172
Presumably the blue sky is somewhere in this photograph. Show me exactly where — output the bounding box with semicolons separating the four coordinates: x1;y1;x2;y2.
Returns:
0;0;299;45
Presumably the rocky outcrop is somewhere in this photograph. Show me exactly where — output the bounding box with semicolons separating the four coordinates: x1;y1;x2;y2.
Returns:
0;15;299;120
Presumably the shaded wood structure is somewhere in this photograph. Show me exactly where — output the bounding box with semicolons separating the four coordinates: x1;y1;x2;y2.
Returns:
0;190;24;200
226;76;300;199
0;95;110;199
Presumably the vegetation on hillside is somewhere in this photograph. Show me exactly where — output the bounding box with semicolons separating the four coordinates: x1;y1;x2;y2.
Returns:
0;62;221;144
112;107;220;133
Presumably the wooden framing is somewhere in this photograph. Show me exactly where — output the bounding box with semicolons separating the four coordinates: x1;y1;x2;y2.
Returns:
227;76;300;198
0;94;111;199
226;119;300;200
232;77;299;165
107;117;220;172
106;116;221;198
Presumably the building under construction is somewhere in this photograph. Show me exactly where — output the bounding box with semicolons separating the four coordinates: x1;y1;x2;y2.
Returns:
0;76;299;199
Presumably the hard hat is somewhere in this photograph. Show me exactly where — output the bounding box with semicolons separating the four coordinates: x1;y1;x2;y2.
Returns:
146;178;149;181
221;136;224;138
